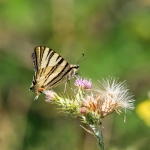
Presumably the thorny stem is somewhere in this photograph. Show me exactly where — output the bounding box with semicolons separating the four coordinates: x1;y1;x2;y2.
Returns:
90;125;104;150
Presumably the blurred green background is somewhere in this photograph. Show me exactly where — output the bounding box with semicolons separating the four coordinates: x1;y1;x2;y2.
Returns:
0;0;150;150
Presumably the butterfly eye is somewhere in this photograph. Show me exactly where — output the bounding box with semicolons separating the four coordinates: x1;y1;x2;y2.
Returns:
75;65;79;69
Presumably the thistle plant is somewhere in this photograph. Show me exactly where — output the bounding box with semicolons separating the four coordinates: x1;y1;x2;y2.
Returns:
43;77;135;150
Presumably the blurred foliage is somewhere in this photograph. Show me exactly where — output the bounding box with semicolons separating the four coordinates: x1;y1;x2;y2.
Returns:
0;0;150;150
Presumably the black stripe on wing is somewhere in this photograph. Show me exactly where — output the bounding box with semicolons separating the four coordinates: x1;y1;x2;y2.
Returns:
43;62;70;88
44;57;65;84
32;46;44;72
46;50;55;68
38;47;54;77
49;65;78;88
38;48;62;78
33;46;54;75
32;75;37;85
49;65;73;87
46;48;52;59
39;46;45;64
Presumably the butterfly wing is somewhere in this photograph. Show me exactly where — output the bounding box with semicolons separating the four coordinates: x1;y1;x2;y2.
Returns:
30;46;71;94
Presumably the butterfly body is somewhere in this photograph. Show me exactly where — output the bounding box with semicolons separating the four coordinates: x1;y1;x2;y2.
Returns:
30;46;79;99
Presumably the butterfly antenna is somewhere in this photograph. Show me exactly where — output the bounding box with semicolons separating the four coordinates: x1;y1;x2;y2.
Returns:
77;53;86;65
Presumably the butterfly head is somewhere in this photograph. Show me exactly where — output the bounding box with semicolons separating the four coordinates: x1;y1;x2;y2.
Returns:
69;54;85;78
75;64;80;74
68;64;79;80
75;64;79;69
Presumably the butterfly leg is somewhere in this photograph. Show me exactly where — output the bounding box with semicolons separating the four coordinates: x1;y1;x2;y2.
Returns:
64;82;67;93
64;80;73;92
67;80;73;90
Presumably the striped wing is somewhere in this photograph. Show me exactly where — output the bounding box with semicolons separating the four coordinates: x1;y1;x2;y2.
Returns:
30;46;71;93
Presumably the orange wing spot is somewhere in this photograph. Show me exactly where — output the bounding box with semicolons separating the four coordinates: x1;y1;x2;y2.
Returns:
37;88;45;93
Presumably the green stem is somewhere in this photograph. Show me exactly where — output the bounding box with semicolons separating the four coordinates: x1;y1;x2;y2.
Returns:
90;125;104;150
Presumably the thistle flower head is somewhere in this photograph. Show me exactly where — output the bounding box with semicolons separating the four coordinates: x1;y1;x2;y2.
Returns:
43;90;57;102
81;78;134;122
96;78;135;112
75;77;92;89
81;93;101;113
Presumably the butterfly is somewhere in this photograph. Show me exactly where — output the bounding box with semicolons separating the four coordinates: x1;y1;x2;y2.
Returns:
29;46;80;100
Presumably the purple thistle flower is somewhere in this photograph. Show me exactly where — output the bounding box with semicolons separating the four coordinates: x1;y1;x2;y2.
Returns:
43;90;57;102
75;77;92;89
